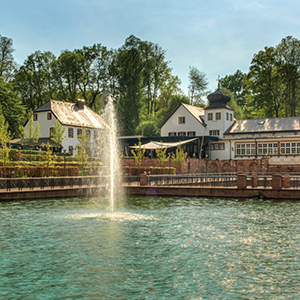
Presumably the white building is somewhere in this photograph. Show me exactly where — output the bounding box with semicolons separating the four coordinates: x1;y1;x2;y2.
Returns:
23;99;105;156
161;83;300;162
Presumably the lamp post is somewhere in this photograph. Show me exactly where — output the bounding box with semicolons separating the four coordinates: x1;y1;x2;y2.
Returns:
63;149;67;176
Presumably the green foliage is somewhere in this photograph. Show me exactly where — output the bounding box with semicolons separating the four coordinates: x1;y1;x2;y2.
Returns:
188;66;208;106
135;115;160;137
221;70;247;108
130;137;145;168
156;146;170;167
76;127;91;169
0;113;11;167
42;142;54;168
0;78;25;137
51;119;68;148
221;88;243;120
171;143;187;165
20;112;40;161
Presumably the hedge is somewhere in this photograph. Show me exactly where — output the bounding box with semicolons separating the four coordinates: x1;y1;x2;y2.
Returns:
0;166;79;178
122;166;176;176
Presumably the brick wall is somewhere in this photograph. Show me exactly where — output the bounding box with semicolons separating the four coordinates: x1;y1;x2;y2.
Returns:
123;157;300;174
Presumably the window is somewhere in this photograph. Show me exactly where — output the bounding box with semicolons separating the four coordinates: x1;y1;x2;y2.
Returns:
210;143;225;150
226;113;229;120
216;112;221;120
169;132;176;136
280;142;300;155
87;130;91;137
47;112;52;120
209;130;219;136
68;128;74;138
187;131;196;137
94;130;98;140
69;146;73;156
178;116;185;124
230;114;233;121
178;132;186;136
33;114;38;121
236;143;255;156
208;113;213;121
50;127;54;137
257;143;278;155
77;128;82;136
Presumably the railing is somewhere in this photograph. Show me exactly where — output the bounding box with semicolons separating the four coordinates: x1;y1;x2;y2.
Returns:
0;176;103;191
1;173;300;192
148;174;237;187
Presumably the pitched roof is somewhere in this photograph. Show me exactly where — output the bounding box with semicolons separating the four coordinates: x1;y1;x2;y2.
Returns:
225;116;300;135
34;100;105;129
161;103;206;128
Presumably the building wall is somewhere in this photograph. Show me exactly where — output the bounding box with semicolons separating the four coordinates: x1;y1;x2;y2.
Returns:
26;110;100;156
161;105;206;137
204;108;234;137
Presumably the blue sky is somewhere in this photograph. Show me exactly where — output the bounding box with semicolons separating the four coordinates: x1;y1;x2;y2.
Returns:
1;0;299;93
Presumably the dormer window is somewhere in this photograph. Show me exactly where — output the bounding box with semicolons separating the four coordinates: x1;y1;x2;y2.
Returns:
178;116;185;124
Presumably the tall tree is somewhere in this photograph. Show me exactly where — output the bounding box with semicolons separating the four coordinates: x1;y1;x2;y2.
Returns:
0;34;16;81
16;50;57;111
221;70;247;108
20;112;40;160
188;66;208;106
0;77;25;137
245;46;286;118
0;110;12;167
276;36;300;116
113;35;144;135
50;118;68;151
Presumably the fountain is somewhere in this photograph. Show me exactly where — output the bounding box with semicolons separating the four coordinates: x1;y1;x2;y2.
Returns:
100;95;123;214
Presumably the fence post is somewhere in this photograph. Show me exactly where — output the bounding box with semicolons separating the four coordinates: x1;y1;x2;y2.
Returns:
272;174;282;190
140;173;148;186
251;174;257;188
283;174;290;188
237;173;247;189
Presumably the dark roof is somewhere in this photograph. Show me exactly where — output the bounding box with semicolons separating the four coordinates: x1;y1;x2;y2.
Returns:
206;83;232;110
34;100;105;129
225;116;300;135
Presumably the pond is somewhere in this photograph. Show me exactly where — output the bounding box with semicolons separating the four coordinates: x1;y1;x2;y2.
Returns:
1;196;300;299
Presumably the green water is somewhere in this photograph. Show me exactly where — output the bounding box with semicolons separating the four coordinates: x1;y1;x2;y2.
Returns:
1;196;300;299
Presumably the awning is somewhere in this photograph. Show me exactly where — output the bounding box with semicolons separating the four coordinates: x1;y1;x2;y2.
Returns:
130;138;198;150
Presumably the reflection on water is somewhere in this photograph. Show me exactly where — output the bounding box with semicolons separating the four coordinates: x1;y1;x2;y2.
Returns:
0;196;300;299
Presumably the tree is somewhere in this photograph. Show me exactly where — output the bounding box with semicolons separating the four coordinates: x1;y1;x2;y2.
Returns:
0;77;25;137
131;137;145;169
171;143;187;165
16;50;57;111
245;46;286;118
221;70;247;108
276;36;300;116
20;112;40;161
0;34;16;81
76;127;91;173
0;111;12;167
188;66;208;106
51;119;68;151
156;145;169;167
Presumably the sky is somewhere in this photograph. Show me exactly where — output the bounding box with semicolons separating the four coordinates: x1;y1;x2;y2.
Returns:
1;0;300;94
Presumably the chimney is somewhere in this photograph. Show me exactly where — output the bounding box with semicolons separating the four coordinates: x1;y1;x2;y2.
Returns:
76;98;85;110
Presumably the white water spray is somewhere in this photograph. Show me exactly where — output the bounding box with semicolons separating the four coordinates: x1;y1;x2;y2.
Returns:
101;95;123;213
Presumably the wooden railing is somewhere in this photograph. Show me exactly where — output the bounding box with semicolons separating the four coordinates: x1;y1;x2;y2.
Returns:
1;173;300;192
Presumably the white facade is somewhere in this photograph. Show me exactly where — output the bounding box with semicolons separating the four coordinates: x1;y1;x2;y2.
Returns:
23;99;104;156
161;104;207;137
160;90;300;161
